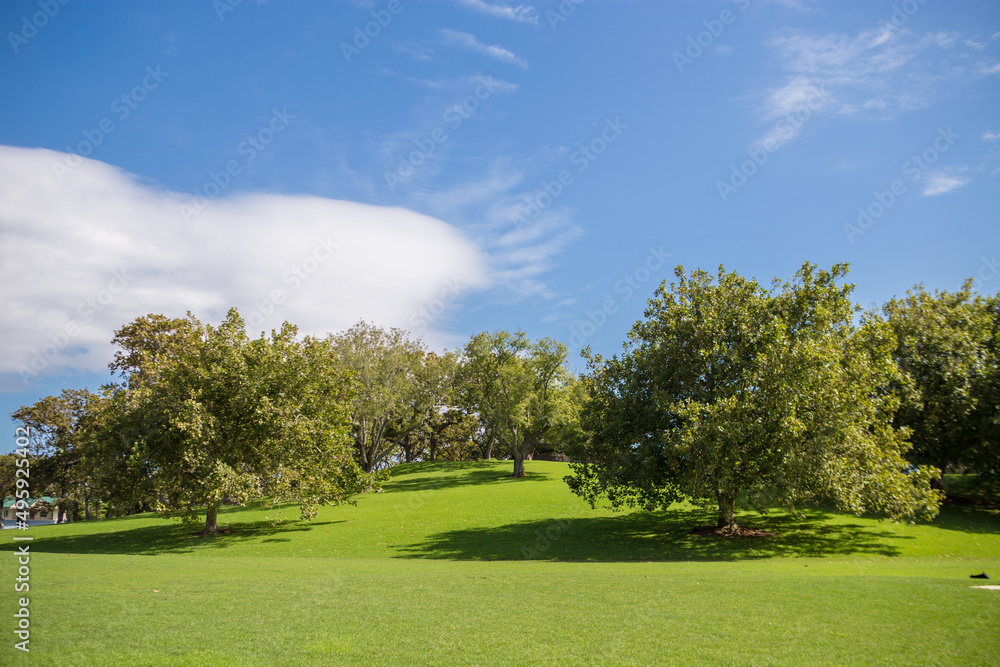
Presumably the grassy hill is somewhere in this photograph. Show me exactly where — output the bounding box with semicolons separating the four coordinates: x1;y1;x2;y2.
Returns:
3;460;999;665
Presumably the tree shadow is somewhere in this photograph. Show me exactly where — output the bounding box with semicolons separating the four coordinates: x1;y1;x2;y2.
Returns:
384;463;551;493
0;517;342;556
397;508;910;562
928;500;1000;535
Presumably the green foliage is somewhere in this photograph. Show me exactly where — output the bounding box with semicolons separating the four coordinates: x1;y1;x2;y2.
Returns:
461;331;581;476
973;292;1000;486
10;388;107;519
326;321;432;472
568;263;942;528
883;282;993;477
95;309;376;533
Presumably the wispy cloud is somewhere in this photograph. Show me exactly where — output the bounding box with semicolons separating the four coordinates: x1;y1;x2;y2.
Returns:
440;29;528;68
756;25;1000;148
405;157;584;301
921;171;969;196
454;0;538;26
983;130;1000;142
396;41;435;63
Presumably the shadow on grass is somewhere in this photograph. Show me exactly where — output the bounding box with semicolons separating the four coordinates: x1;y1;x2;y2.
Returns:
385;462;551;493
0;515;342;556
929;501;1000;535
398;508;911;562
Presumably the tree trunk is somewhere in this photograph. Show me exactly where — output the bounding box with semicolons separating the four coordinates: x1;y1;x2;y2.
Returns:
716;491;737;530
484;430;496;459
512;450;525;477
201;503;221;535
402;436;414;464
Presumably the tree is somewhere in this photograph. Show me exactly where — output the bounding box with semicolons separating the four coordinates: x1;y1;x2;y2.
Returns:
970;292;1000;488
101;309;375;534
81;384;158;519
11;388;106;520
567;263;941;532
327;321;429;472
392;351;465;463
462;331;578;477
109;313;202;385
0;454;17;507
884;283;993;483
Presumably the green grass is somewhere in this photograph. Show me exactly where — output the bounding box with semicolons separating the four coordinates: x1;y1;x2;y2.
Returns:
3;461;999;665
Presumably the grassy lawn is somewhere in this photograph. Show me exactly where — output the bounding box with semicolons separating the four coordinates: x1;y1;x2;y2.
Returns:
3;461;999;665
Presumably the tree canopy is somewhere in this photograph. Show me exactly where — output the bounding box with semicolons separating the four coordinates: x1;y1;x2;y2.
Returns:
94;309;376;534
566;263;942;532
461;330;581;477
884;283;997;485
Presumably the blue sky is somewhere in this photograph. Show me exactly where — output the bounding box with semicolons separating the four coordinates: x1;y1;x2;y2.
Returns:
2;0;999;444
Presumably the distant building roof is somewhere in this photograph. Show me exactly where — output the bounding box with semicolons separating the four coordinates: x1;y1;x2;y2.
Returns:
2;497;59;509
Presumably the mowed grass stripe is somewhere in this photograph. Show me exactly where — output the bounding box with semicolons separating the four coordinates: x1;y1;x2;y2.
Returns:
2;461;998;665
4;554;999;666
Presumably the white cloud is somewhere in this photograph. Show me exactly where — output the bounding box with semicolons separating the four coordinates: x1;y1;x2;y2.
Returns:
0;146;490;383
753;77;830;149
921;171;969;196
440;29;528;68
983;131;1000;142
756;25;1000;147
453;0;538;26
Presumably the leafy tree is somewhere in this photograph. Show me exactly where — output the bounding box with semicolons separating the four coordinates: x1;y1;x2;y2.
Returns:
392;351;465;463
0;454;17;506
101;309;375;534
970;292;1000;488
11;388;106;520
402;406;482;462
81;385;159;519
109;313;203;386
462;331;579;477
883;283;992;481
327;321;428;472
567;263;941;532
